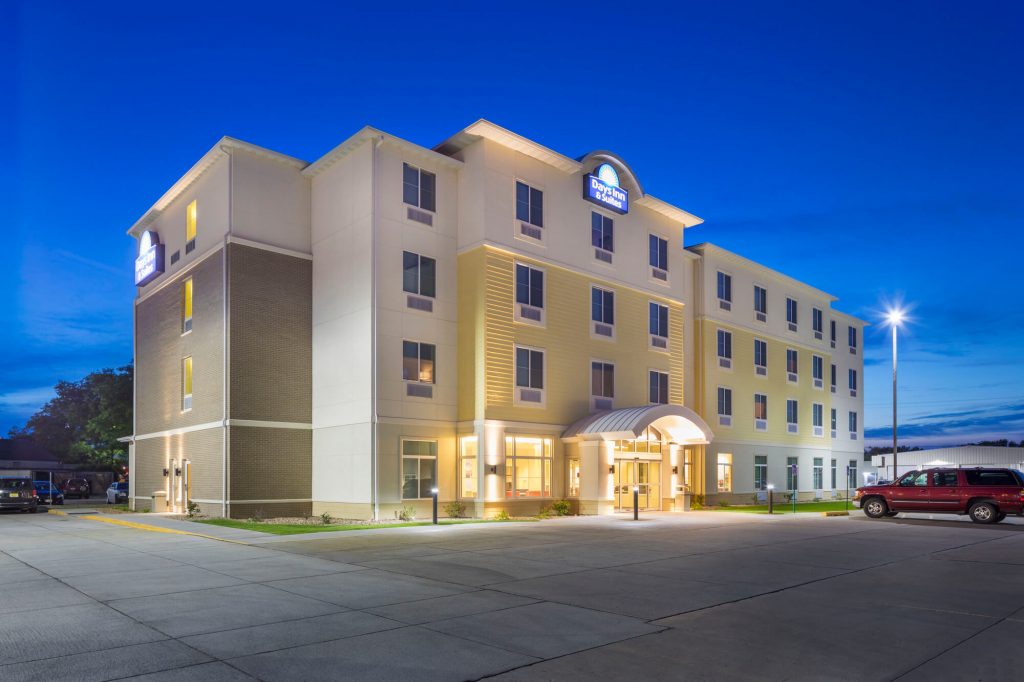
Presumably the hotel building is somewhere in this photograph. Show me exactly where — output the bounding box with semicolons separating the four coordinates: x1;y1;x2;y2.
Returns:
126;120;865;518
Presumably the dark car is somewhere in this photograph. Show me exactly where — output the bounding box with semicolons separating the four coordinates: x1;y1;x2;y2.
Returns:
0;477;39;513
854;467;1024;524
63;478;91;499
33;481;65;505
106;482;128;504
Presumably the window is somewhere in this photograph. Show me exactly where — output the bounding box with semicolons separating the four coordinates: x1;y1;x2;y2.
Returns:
831;408;837;431
402;251;436;298
181;277;193;333
812;308;823;337
717;271;732;305
848;460;858;489
717;387;732;419
754;455;768;491
591;212;613;253
403;163;435;212
649;370;669;404
787;399;799;429
787;456;798;491
831;459;837;489
401;440;437;499
848;369;857;395
515;263;544;323
649;234;668;271
813;403;824;436
933;471;959;487
964;470;1018;486
848;411;858;434
591;361;615;400
754;394;768;421
812;355;823;386
754;339;767;372
516;181;543;227
181;357;193;411
831;363;837;391
649;302;669;339
402;341;435;384
592;287;614;325
786;297;798;328
505;436;552;498
459;437;477;499
754;285;767;319
898;471;929;487
186;200;197;244
786;349;798;380
848;325;857;351
515;347;544;390
717;453;733;492
717;329;732;361
813;458;824;489
830;319;837;347
567;457;580;497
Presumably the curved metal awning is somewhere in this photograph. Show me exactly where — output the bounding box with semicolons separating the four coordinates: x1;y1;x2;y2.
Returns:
561;405;714;445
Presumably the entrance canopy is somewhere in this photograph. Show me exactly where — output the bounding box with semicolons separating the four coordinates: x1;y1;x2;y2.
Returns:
562;405;714;445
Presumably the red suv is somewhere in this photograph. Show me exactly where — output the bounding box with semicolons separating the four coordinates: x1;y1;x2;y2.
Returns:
854;468;1024;524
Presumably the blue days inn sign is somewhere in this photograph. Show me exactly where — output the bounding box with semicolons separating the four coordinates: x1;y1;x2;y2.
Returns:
583;163;628;214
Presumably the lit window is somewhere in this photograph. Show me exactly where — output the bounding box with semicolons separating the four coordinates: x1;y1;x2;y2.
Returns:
567;457;580;497
403;252;436;298
717;453;732;492
401;439;437;500
181;356;193;411
402;341;435;384
505;436;552;498
591;287;614;326
516;181;543;227
649;302;669;339
717;271;732;304
649;234;668;271
182;277;193;333
754;455;767;491
592;361;614;399
186;200;197;243
403;163;436;212
459;437;478;499
591;212;613;253
649;370;669;404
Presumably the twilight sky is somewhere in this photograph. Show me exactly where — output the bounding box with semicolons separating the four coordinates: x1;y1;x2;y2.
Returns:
5;0;1023;446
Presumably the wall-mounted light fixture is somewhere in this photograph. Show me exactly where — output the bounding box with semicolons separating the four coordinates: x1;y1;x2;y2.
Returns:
162;468;169;477
608;465;615;474
489;465;497;474
174;468;182;477
672;466;679;475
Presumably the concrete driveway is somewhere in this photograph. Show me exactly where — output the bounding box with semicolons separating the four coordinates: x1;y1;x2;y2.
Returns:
1;510;1023;681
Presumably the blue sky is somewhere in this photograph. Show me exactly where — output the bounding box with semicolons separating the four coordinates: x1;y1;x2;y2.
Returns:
6;0;1023;446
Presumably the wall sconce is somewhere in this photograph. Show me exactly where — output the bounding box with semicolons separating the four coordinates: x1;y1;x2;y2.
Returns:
672;466;679;475
174;468;182;477
490;465;497;474
162;468;169;477
608;465;615;474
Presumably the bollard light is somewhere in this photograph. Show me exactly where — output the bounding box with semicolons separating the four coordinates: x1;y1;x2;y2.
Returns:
431;487;439;525
633;485;639;521
767;484;775;515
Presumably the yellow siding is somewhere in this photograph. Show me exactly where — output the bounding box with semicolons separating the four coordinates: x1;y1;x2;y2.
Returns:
699;318;832;446
458;245;685;426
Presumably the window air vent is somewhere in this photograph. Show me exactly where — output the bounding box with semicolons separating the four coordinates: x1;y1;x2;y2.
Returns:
755;419;767;432
594;323;613;337
183;319;192;333
813;426;824;437
406;295;434;313
850;389;857;398
183;395;192;411
719;415;732;427
814;331;823;340
787;423;798;434
407;207;434;226
813;379;823;389
594;248;613;264
850;347;857;354
719;300;731;311
406;383;433;399
831;341;836;349
787;372;798;383
519;222;542;241
718;357;732;369
755;365;767;376
831;385;836;393
185;239;196;254
651;267;668;281
850;432;858;440
831;430;837;439
650;335;668;350
593;397;613;411
756;312;767;322
519;388;543;403
519;305;542;322
170;250;180;264
788;322;798;332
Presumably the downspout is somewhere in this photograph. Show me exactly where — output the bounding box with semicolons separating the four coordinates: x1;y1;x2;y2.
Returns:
221;147;232;518
371;135;384;521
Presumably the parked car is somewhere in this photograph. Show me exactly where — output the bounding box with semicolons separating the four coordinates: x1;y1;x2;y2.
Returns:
0;477;39;513
854;467;1024;524
63;478;91;499
106;481;129;504
33;481;65;505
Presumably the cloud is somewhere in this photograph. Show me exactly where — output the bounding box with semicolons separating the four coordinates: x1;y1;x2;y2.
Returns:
865;401;1024;440
0;386;54;414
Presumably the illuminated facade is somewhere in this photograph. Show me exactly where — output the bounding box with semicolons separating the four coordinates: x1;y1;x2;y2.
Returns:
127;120;864;518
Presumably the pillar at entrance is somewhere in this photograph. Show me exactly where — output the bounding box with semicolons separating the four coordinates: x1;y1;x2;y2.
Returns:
578;440;615;515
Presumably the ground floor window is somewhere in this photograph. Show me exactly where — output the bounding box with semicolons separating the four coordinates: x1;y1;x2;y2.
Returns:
459;436;477;499
505;436;552;498
682;447;694;488
848;460;858;489
787;456;798;491
567;457;580;497
813;457;823;489
717;453;732;492
401;439;437;499
831;459;837;489
754;455;767;490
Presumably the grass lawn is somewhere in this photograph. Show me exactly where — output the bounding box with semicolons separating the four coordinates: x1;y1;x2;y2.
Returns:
197;517;536;535
704;500;854;515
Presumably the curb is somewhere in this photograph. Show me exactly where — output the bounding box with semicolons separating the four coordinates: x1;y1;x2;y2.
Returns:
822;511;850;517
50;509;249;545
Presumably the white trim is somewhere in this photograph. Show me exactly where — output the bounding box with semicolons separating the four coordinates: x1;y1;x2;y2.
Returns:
226;235;312;261
135;240;224;305
227;419;313;430
133;419;312;441
134;421;223;441
228;498;313;504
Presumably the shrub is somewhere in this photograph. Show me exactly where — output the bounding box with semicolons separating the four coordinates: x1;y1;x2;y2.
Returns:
550;499;571;516
320;512;332;525
494;509;511;521
247;508;265;524
443;501;465;519
186;501;201;518
691;494;706;510
398;506;417;521
718;500;730;508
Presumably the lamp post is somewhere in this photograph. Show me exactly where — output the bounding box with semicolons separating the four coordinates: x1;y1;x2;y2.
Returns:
633;486;639;520
767;484;774;515
886;309;905;480
845;465;850;511
431;487;439;525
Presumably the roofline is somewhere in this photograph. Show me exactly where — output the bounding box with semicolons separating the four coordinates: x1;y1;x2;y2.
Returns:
435;119;703;228
687;242;838;302
127;136;308;237
303;126;463;178
829;307;871;327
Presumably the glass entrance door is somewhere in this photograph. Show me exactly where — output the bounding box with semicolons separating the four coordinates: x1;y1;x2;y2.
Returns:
614;460;661;511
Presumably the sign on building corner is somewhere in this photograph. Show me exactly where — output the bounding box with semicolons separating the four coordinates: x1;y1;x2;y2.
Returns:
135;230;165;286
582;162;629;214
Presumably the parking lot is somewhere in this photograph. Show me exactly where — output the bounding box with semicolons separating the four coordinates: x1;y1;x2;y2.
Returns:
2;510;1023;681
